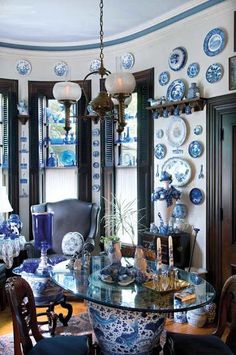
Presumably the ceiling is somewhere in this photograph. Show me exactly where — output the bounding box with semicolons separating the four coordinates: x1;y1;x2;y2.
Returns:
0;0;222;50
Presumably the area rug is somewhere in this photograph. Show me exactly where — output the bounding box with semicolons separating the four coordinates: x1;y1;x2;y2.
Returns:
0;312;93;355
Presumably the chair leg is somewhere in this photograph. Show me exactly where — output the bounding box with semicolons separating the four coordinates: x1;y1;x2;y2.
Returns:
58;297;73;326
0;286;6;311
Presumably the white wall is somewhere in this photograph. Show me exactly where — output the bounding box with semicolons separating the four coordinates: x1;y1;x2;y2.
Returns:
0;0;235;267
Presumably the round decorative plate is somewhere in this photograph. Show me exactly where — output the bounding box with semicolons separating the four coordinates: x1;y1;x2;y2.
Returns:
188;141;204;158
54;61;69;76
154;144;167;159
93;151;100;157
168;47;187;71
92;128;100;136
187;62;200;78
166;79;186;102
162;157;192;187
206;63;223;83
89;59;101;73
59;150;76;166
156;129;164;139
203;28;225;56
61;232;84;256
121;52;135;70
159;71;170;86
16;59;32;76
189;188;204;205
166;116;187;148
193;125;203;135
93;173;100;180
93;162;100;168
93;140;100;147
92;184;100;192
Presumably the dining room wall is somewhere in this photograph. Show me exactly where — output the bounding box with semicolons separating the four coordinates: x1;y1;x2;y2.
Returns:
0;0;235;268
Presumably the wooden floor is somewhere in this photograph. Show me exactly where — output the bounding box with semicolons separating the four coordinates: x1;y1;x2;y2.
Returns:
0;299;215;337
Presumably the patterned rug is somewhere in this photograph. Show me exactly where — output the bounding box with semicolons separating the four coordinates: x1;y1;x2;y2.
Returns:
0;312;93;355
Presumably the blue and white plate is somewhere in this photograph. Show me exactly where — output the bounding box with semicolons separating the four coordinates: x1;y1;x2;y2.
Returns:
162;157;191;187
187;62;200;78
154;144;166;159
92;128;100;136
93;162;100;168
193;125;203;135
168;47;187;71
159;71;170;86
93;173;100;180
89;59;101;73
16;59;32;76
54;61;69;77
92;184;100;192
166;79;185;102
203;28;225;56
59;150;76;166
188;141;203;158
93;151;100;157
189;188;204;205
93;140;100;147
206;63;223;83
156;129;164;139
121;52;135;70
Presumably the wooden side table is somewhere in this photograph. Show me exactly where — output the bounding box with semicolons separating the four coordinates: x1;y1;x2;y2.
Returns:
141;231;190;269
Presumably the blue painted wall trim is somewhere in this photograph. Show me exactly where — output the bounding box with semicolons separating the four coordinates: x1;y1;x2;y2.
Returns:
0;0;225;52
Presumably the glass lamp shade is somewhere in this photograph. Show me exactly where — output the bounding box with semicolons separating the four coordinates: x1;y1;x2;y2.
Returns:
53;81;82;102
32;212;54;250
105;72;136;95
0;186;13;213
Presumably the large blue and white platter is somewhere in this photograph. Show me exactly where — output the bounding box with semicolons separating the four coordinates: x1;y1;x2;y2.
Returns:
159;71;170;86
166;79;185;102
168;47;187;71
203;28;225;56
162;157;191;187
206;63;223;83
187;62;200;78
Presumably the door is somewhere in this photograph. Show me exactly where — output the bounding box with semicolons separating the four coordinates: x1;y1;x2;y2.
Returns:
221;113;236;282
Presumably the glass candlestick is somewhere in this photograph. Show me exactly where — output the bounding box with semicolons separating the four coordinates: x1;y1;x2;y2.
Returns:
32;212;54;274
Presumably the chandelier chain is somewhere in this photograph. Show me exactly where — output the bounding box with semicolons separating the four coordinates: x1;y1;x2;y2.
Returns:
99;0;104;64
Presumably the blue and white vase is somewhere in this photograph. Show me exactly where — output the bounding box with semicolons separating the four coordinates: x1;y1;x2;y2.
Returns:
187;83;200;99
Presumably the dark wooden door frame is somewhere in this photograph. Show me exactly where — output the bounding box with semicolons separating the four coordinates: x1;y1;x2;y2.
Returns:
207;93;236;293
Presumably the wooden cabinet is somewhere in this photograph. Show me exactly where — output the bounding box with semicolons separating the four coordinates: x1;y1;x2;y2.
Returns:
141;231;190;269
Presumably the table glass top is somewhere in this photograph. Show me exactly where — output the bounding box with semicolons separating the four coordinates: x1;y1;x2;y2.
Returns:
51;256;215;313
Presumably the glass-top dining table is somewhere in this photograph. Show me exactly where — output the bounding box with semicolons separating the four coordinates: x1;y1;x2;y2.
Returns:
51;256;215;355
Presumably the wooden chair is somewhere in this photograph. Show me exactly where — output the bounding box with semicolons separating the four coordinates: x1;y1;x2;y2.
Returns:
5;276;90;355
163;275;236;355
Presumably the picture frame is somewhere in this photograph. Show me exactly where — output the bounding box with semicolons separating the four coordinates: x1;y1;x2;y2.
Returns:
229;56;236;91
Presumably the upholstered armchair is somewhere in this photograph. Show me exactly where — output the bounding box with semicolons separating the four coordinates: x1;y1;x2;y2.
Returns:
25;198;100;258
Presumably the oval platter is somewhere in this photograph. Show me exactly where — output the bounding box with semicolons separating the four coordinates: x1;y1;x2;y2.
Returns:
162;157;192;187
166;116;187;148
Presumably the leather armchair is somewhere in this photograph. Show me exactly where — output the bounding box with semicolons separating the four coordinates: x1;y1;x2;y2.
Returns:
25;199;100;258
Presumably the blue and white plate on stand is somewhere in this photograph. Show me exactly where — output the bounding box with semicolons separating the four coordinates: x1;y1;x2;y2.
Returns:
188;141;203;158
154;144;166;159
203;28;225;56
206;63;223;83
54;61;69;77
168;47;187;71
166;79;185;102
159;71;170;86
121;53;135;70
187;63;200;78
189;188;204;205
16;59;32;76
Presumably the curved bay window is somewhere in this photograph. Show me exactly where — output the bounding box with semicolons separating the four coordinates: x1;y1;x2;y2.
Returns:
0;79;18;212
28;81;91;237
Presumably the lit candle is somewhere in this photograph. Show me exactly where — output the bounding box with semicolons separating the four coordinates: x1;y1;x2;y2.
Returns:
156;237;162;269
168;235;174;268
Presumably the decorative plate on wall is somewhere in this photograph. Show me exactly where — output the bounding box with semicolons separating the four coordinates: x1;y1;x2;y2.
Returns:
121;52;135;70
166;116;187;148
188;140;204;158
206;63;223;83
16;59;32;76
168;47;187;71
187;62;200;78
90;59;101;73
154;144;167;159
189;188;204;205
203;28;225;56
156;129;164;139
162;157;191;187
59;150;76;166
193;125;203;135
92;128;100;136
166;79;186;102
159;71;170;86
92;184;100;192
54;61;69;76
93;162;100;168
